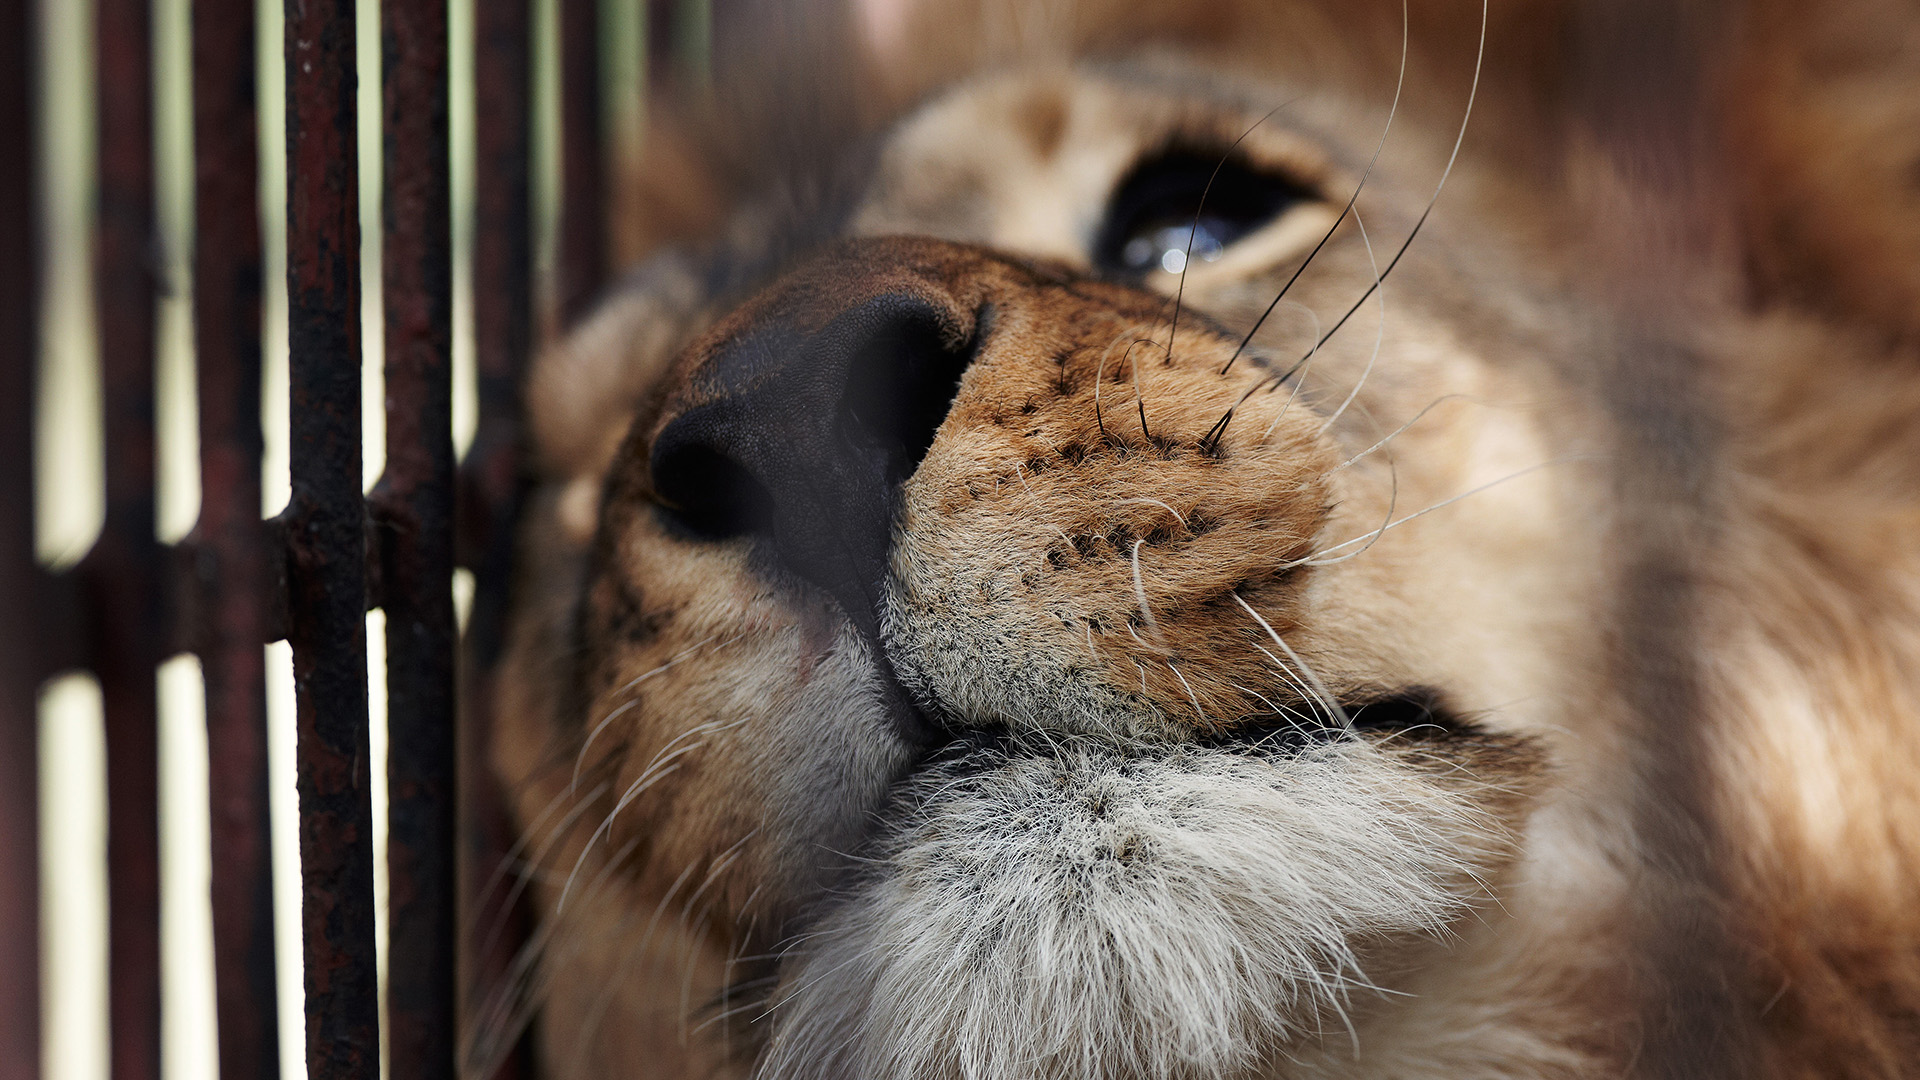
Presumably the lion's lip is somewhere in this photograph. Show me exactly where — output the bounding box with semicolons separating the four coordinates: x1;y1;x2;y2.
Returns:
897;687;1463;780
1202;690;1464;752
857;622;947;748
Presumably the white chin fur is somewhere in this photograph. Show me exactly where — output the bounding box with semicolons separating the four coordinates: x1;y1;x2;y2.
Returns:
757;739;1501;1080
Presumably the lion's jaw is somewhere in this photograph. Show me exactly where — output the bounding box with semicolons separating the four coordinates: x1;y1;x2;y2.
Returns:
763;741;1515;1080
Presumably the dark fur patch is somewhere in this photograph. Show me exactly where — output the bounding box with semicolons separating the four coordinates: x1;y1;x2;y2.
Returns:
1018;90;1071;160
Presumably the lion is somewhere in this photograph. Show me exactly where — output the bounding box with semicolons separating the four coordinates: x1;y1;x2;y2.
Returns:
480;1;1920;1077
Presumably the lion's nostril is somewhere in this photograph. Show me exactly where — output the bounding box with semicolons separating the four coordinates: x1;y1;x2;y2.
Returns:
647;277;983;640
835;310;980;489
649;440;777;541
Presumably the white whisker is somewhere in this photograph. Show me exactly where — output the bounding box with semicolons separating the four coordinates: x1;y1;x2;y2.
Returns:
1223;0;1410;375
1116;496;1187;527
1330;394;1472;471
1168;661;1207;721
1303;456;1588;565
1317;205;1386;435
558;714;751;913
573;632;741;791
1130;538;1163;643
1286;0;1488;363
475;778;613;963
1232;592;1349;729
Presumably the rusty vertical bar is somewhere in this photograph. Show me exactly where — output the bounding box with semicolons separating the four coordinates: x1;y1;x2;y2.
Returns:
0;0;42;1075
469;1;533;580
377;0;457;1076
647;0;673;76
557;0;605;327
283;0;380;1076
463;1;534;1075
191;0;281;1075
93;0;164;1075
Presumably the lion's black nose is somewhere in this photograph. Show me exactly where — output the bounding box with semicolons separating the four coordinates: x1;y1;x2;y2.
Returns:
649;280;982;640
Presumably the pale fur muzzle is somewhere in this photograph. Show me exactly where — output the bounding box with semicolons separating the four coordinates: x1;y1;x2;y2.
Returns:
758;739;1507;1080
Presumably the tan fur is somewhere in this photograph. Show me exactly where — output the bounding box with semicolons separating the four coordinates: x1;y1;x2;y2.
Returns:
486;4;1920;1077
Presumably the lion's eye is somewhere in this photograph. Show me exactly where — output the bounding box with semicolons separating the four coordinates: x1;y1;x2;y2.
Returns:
1093;150;1313;277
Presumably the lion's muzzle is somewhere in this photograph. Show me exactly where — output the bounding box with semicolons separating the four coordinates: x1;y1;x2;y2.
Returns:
648;236;1345;743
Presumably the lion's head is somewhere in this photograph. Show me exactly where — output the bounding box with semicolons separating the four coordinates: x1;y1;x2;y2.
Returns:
484;3;1920;1077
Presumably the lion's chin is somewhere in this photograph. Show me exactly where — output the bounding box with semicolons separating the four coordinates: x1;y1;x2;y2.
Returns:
757;740;1507;1080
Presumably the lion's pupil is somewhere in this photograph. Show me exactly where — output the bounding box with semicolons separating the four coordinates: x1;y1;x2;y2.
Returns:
1093;148;1312;277
1120;219;1230;274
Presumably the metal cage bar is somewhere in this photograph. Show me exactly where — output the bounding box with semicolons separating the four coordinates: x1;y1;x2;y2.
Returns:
281;0;379;1076
0;0;645;1074
93;0;165;1075
377;0;458;1075
557;0;606;328
0;0;43;1075
461;2;538;1076
191;0;281;1075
